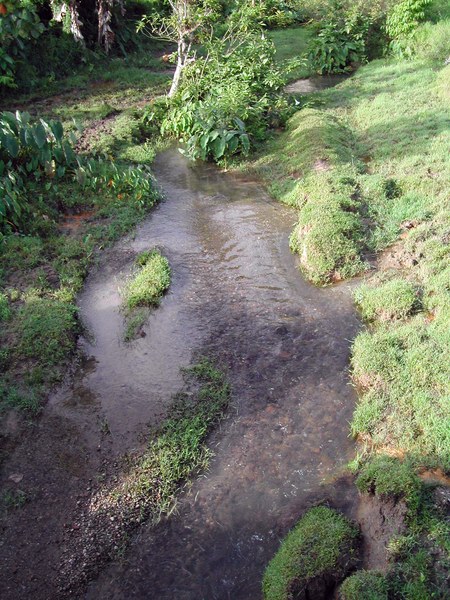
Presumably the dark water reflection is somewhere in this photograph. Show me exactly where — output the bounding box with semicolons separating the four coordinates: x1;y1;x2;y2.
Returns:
83;150;359;599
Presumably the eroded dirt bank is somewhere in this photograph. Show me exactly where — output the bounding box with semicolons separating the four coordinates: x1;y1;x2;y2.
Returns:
0;149;360;599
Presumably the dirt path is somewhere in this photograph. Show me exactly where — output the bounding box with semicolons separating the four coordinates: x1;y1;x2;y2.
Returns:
0;149;360;599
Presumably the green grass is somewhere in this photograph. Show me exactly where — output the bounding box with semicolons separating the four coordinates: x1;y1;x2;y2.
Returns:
269;25;314;81
123;249;171;310
255;23;450;597
0;43;166;424
354;278;420;322
121;249;171;341
355;456;422;507
340;571;388;600
262;506;360;600
250;108;367;284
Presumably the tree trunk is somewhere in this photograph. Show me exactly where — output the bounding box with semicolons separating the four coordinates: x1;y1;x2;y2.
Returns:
168;58;183;97
168;38;190;97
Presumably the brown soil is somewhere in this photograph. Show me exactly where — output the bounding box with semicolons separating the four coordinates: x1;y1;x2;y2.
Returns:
75;114;117;154
356;493;408;571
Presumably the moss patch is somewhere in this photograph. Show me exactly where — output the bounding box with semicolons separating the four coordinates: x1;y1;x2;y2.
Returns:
263;506;360;600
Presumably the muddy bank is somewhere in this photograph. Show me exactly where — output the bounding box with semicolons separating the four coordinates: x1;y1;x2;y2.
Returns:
0;149;360;599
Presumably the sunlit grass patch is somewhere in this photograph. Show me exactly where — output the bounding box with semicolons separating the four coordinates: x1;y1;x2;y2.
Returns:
121;249;171;341
340;570;388;600
123;249;171;311
354;278;420;321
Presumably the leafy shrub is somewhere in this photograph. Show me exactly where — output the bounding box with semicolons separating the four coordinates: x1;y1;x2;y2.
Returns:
161;33;288;163
386;0;432;56
263;506;360;600
308;1;370;73
309;21;367;74
0;110;78;229
354;279;419;321
409;19;450;63
340;571;388;600
0;4;44;89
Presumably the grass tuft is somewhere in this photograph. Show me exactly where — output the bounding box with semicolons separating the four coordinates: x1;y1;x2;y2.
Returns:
354;278;419;321
355;456;421;507
263;506;360;600
340;570;388;600
123;249;171;311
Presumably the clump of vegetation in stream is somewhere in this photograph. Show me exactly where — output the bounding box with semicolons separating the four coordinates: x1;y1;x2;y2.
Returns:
59;358;230;594
263;506;360;600
122;249;171;341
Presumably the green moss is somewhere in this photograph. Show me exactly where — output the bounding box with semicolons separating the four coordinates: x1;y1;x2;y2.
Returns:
340;571;388;600
263;506;360;600
356;457;421;506
354;279;419;321
123;249;171;311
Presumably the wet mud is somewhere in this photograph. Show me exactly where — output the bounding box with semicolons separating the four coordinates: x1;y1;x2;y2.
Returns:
0;149;360;599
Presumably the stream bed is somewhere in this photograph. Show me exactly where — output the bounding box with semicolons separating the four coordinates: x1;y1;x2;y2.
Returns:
75;149;361;599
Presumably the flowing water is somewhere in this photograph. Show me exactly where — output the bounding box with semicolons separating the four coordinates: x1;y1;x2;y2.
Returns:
72;149;361;599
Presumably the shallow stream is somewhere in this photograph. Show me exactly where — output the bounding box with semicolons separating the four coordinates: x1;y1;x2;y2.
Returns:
74;149;361;599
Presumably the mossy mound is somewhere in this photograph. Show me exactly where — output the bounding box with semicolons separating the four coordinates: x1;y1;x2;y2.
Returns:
339;570;388;600
263;506;360;600
290;169;366;285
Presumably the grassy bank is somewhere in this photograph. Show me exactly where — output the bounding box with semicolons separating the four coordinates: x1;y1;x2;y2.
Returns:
0;46;171;437
257;19;450;599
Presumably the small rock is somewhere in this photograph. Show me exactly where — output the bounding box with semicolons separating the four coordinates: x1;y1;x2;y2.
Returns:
8;473;23;483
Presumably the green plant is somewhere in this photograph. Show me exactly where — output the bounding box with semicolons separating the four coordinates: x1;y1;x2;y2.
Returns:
386;0;432;56
161;29;288;162
0;111;77;228
308;2;369;74
1;488;28;512
0;291;10;321
15;298;78;368
263;506;360;600
409;19;450;63
0;4;45;89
